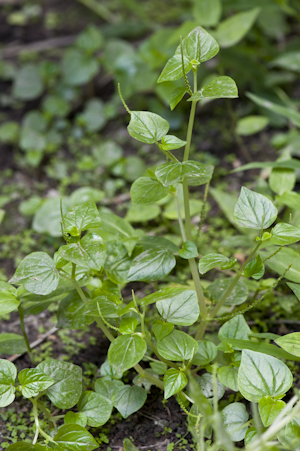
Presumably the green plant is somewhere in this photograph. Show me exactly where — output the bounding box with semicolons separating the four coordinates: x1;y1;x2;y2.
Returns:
2;26;300;451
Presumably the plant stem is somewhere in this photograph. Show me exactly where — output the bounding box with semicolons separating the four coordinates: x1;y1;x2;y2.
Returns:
18;305;34;363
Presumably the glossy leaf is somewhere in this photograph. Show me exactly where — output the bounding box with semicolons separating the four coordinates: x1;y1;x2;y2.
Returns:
58;233;106;271
234;187;277;229
64;411;87;427
97;212;135;239
104;241;132;284
164;369;187;399
244;255;265;280
108;335;147;373
78;390;113;427
238;350;293;402
223;338;300;362
258;396;286;427
160;135;186;150
178;241;198;259
127;111;169;144
9;252;59;295
217;366;238;391
271;223;300;246
119;318;138;335
209;278;248;306
0;290;20;315
18;368;55;398
189;77;238;101
0;359;17;407
157;330;198;361
63;201;101;235
218;315;251;341
175;26;219;63
199;253;237;275
215;8;260;48
156;288;199;326
37;359;82;409
155;161;213;187
157;55;192;83
236;115;269;136
269;168;295;196
192;340;217;366
53;424;98;451
152;320;174;341
221;402;249;441
169;87;187;110
130;177;169;205
112;384;147;418
127;249;176;282
275;332;300;357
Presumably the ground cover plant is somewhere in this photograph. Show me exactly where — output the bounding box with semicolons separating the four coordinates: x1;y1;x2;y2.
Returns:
2;24;300;451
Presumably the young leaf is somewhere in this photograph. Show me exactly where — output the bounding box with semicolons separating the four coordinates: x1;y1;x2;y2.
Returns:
53;424;99;451
188;76;238;101
217;366;239;392
18;368;55;398
258;396;286;427
271;223;300;246
218;315;251;341
209;278;248;306
244;255;265;280
119;318;139;334
36;359;82;409
64;411;87;427
169;87;187;110
175;26;219;63
63;201;101;235
0;359;17;407
156;288;199;326
269;168;295;196
221;402;249;442
58;233;106;271
238;350;293;402
192;340;217;366
108;335;147;373
77;390;113;427
164;369;187;399
130;177;169;205
128;111;169;144
157;330;198;361
112;384;147;418
160;135;186;150
215;8;260;48
233;187;278;229
157;55;192;83
275;332;300;357
0;291;20;315
178;241;198;259
9;252;59;295
152;320;174;341
198;253;237;275
127;249;176;282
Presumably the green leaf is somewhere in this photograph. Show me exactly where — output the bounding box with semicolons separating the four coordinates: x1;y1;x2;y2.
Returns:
215;8;260;48
130;177;169;205
156;288;199;326
232;159;300;173
108;335;147;374
260;247;300;283
149;361;168;375
126;204;161;223
192;340;217;366
275;333;300;357
9;252;59;295
164;369;187;399
94;378;124;399
217;366;238;391
0;359;17;407
270;51;300;73
244;255;265;280
160;135;186;150
233;187;277;229
123;438;139;451
138;236;179;253
86;293;122;319
62;48;99;86
12;64;44;100
271;223;300;246
33;197;71;238
64;412;87;427
178;241;198;259
287;281;300;300
218;315;251;341
157;55;192;83
277;191;300;210
64;202;101;235
97;212;135;239
18;368;54;398
209;278;248;306
175;26;219;63
7;445;50;451
78;98;106;132
58;233;106;271
223;338;300;362
188;77;238;101
104;242;132;284
193;0;221;27
152;320;174;341
199;253;237;275
37;359;82;409
127;111;169;144
238;349;293;402
77;390;113;427
0;290;20;315
236;115;269;136
155;161;213;187
119;318;138;335
221;402;249;442
259;396;286;427
269;168;296;196
169;87;187;110
247;92;300;128
0;333;27;354
157;330;198;361
196;373;225;402
53;424;99;451
57;291;94;329
127;249;176;282
112;384;147;418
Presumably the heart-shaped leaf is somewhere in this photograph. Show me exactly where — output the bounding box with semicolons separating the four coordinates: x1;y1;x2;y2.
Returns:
112;385;147;418
189;76;238;101
130;177;169;205
157;330;198;361
127;249;176;282
53;424;98;451
108;335;147;374
164;369;187;399
78;390;113;427
234;187;277;229
128;111;169;144
18;368;55;398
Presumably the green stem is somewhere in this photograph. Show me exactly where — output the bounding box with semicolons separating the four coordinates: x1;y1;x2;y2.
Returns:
183;71;197;162
195;319;208;341
18;305;34;363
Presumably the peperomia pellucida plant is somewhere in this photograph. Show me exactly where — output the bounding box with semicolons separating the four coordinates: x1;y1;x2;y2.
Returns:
2;26;300;451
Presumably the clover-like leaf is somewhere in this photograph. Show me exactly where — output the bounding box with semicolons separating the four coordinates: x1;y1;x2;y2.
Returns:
18;368;55;398
155;161;213;187
234;187;277;229
108;335;147;374
164;369;187;399
128;111;169;144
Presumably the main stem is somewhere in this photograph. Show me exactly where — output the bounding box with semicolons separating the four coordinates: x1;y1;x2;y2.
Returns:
18;305;34;363
182;70;207;320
